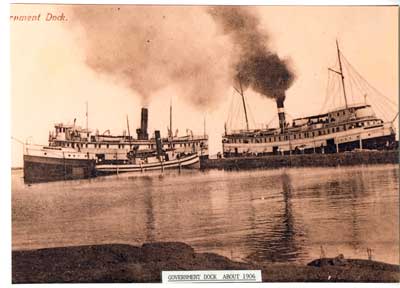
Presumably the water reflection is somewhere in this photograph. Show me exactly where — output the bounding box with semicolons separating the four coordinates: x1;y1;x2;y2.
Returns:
12;165;399;264
245;172;307;263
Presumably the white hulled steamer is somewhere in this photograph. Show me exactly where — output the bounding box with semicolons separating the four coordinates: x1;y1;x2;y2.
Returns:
222;41;397;157
23;107;208;183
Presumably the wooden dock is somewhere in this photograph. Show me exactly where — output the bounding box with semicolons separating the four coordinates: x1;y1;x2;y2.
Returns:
200;150;399;170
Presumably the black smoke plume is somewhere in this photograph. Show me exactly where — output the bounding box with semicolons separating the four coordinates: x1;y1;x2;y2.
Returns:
207;7;295;104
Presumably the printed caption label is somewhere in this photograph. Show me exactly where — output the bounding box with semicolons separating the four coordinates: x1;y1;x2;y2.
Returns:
162;270;262;283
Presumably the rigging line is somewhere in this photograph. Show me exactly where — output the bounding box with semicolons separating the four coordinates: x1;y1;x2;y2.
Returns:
364;81;399;110
241;92;254;128
347;61;380;101
320;71;332;113
341;53;397;107
351;68;397;111
343;61;355;103
11;136;25;145
267;114;278;127
347;65;366;104
330;72;340;109
363;84;398;116
348;65;368;102
226;89;236;127
326;71;336;111
232;92;242;129
232;96;239;129
392;112;399;123
246;99;256;129
368;95;392;121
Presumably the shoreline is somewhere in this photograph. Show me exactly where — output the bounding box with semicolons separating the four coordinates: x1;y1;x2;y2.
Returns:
12;242;400;283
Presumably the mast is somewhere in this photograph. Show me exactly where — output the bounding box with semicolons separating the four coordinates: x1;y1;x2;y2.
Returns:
203;115;206;138
126;115;132;146
169;99;173;138
85;101;89;139
86;101;88;131
238;77;249;131
336;40;348;109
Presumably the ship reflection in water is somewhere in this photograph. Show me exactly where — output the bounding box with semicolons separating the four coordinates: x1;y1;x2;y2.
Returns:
12;165;399;265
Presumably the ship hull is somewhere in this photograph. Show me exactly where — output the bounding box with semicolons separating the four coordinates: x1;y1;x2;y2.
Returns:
223;128;397;158
95;153;199;175
23;154;96;184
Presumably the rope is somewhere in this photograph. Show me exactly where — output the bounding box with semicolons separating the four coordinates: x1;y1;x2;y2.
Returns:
341;53;397;107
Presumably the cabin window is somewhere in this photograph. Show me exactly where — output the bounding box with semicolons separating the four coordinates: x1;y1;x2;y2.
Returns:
121;144;125;149
72;143;75;148
106;144;109;148
294;134;297;139
86;144;88;148
94;144;97;148
99;144;102;148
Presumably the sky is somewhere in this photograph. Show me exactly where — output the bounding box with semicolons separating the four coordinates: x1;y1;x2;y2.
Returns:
11;5;398;167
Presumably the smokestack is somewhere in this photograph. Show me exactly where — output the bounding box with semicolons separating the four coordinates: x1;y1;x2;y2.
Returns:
154;130;163;158
276;97;286;134
136;107;149;140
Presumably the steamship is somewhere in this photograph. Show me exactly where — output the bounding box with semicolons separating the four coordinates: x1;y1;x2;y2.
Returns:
222;41;398;157
24;106;208;183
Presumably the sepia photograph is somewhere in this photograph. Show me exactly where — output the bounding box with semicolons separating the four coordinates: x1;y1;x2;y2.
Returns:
10;2;399;284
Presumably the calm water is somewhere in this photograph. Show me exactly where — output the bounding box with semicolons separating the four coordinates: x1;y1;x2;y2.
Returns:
12;165;399;264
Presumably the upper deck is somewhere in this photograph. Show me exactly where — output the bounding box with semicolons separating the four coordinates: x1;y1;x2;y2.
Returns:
224;103;379;139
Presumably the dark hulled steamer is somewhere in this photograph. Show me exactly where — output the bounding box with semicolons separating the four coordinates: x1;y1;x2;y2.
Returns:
222;42;397;157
